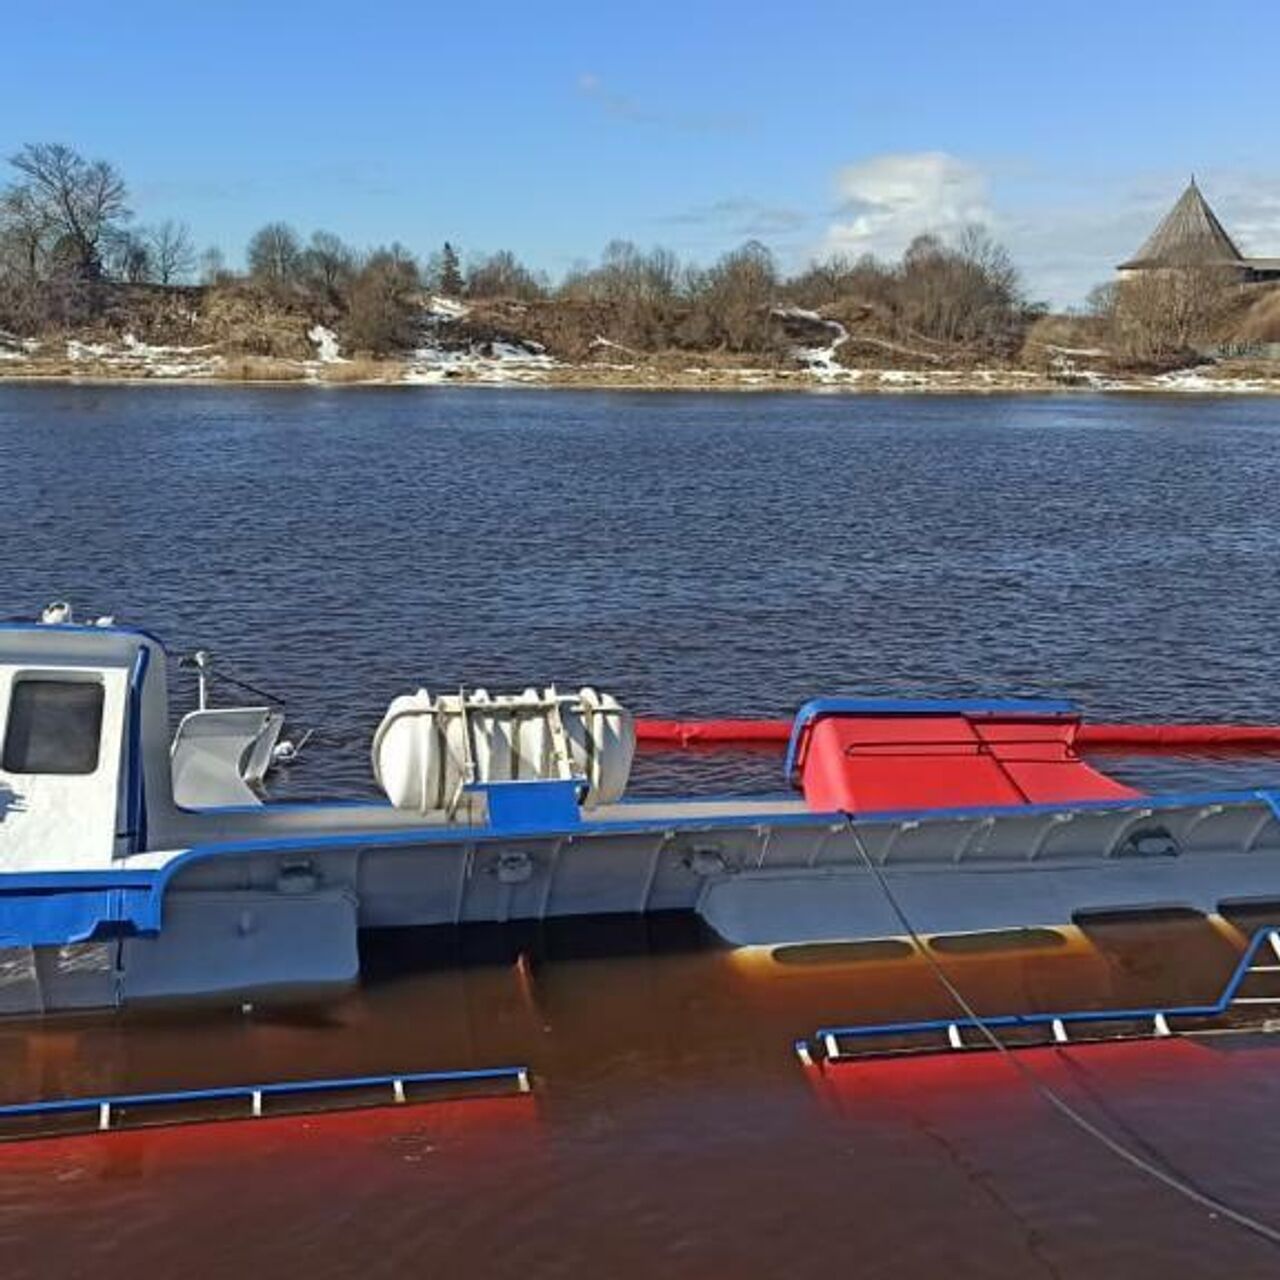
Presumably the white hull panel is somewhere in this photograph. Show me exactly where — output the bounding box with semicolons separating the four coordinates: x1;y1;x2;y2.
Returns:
700;853;1280;946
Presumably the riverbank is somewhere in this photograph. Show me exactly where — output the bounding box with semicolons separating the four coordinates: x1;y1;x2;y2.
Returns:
3;353;1279;393
7;288;1280;394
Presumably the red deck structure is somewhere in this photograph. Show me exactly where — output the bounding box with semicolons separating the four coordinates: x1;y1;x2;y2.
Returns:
783;699;1141;814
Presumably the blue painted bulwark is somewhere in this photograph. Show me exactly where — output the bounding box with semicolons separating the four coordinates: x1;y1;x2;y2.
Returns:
0;888;147;947
0;1064;532;1139
807;926;1280;1063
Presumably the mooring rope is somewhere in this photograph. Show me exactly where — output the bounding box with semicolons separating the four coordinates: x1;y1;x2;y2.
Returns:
840;815;1280;1250
205;667;287;707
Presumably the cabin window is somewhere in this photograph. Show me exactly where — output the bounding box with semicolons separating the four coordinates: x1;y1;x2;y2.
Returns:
3;679;104;775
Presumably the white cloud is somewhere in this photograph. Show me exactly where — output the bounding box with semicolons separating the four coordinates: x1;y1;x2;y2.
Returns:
824;152;991;260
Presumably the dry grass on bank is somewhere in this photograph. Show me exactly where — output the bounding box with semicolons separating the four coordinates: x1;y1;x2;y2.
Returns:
317;358;403;383
1237;289;1280;343
198;285;317;358
221;356;306;381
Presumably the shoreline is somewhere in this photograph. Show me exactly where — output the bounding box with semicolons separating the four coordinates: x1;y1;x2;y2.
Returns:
6;323;1280;396
3;365;1280;395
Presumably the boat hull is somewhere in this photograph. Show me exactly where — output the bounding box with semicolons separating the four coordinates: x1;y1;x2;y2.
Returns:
5;792;1280;1016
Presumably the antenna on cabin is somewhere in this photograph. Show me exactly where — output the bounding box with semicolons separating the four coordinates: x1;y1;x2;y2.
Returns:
191;650;212;710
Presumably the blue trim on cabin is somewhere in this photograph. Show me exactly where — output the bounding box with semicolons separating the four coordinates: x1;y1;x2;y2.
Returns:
783;696;1080;781
124;645;149;853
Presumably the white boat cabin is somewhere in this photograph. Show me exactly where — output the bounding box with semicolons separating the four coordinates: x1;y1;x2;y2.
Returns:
0;623;171;872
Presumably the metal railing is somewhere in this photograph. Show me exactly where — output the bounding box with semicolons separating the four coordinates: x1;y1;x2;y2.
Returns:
0;1064;532;1141
798;927;1280;1065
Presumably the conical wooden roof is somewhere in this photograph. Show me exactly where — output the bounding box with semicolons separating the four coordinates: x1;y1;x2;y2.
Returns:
1121;180;1244;269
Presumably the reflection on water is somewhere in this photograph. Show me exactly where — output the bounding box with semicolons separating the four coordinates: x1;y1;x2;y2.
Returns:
5;915;1280;1278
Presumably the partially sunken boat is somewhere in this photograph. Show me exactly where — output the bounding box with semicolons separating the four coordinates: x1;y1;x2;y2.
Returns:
2;614;1280;1016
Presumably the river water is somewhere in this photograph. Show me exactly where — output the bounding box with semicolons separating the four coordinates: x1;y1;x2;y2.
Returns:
3;385;1280;1277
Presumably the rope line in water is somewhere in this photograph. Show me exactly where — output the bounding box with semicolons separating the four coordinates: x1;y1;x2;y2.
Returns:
839;816;1280;1251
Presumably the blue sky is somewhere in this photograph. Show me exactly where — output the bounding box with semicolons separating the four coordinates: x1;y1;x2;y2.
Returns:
4;0;1279;305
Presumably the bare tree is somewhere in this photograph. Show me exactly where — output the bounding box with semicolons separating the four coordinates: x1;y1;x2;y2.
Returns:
108;230;151;283
895;225;1030;352
199;246;229;285
1106;268;1238;365
466;249;545;300
784;253;855;307
555;241;687;349
8;143;130;278
0;184;51;285
694;241;778;350
560;241;680;306
300;230;356;305
145;219;196;285
246;222;301;291
343;245;421;354
1085;281;1118;319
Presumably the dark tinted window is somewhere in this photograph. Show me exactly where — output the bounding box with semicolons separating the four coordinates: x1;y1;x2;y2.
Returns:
3;680;104;774
929;927;1066;955
771;939;914;966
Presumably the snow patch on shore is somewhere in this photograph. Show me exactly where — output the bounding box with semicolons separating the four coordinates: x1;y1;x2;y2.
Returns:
402;299;556;383
427;296;469;320
1150;366;1269;394
772;306;852;382
308;325;343;363
404;336;556;384
0;330;39;360
590;335;637;355
63;333;222;378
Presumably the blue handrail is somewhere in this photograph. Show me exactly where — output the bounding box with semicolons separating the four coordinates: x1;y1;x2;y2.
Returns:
810;926;1280;1059
0;1064;530;1131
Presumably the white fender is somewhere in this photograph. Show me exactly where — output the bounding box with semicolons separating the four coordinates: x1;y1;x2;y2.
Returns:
372;686;634;815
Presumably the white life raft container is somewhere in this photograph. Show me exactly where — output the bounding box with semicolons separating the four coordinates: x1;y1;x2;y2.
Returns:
372;686;634;815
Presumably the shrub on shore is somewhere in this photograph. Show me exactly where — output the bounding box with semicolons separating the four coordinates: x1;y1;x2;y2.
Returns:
221;356;306;381
318;357;402;383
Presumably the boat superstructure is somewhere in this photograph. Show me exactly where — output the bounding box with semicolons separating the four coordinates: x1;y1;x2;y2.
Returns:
3;617;1280;1016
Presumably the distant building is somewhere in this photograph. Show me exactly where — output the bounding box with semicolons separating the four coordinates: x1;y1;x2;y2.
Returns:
1118;179;1280;283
